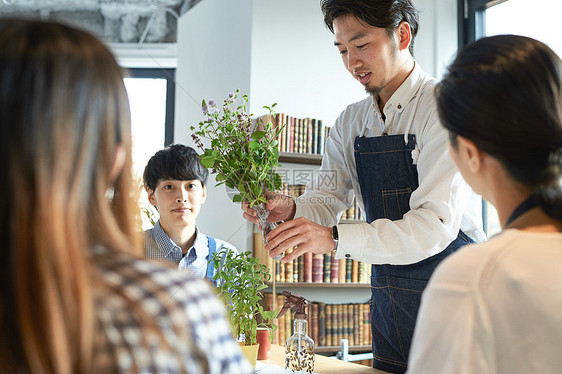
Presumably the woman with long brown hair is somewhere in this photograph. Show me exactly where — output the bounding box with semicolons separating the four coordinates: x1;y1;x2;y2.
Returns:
0;18;251;373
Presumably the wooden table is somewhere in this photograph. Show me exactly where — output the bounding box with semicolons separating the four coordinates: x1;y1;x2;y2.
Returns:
258;345;390;374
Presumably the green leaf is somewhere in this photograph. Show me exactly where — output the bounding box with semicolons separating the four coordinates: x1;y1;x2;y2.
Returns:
251;130;265;140
249;140;260;150
200;156;215;168
232;194;244;202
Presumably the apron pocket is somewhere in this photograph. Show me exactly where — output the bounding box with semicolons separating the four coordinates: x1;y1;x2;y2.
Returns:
382;188;412;221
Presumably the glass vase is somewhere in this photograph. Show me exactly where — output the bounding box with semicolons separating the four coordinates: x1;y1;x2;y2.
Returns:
254;203;282;261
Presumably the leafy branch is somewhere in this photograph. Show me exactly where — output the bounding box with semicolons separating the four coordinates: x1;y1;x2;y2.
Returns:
190;89;284;207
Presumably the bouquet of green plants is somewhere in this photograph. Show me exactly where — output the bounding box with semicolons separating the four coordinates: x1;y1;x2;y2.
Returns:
190;89;284;208
212;250;278;345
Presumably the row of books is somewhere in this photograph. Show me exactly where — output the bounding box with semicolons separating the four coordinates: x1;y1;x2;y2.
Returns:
254;234;371;284
263;293;372;348
263;113;331;155
282;183;364;222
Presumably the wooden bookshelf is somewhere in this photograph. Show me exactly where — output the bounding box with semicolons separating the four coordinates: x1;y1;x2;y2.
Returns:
267;282;370;288
279;152;323;165
316;345;372;354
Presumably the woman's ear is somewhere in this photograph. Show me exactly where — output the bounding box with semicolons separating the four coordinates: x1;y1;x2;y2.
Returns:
457;136;482;173
109;145;126;184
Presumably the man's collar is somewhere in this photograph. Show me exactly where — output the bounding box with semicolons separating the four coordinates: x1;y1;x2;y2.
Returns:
372;61;423;115
384;61;423;113
152;221;182;258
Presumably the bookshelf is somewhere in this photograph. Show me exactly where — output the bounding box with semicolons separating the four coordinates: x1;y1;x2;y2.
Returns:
267;282;370;289
279;152;322;165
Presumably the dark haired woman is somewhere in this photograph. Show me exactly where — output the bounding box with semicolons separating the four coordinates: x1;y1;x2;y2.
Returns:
0;18;251;373
408;34;562;373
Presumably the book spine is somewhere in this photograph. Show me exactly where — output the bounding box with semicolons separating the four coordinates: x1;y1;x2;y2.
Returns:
312;118;318;154
325;304;332;347
352;260;359;283
318;303;326;347
338;258;346;284
329;251;339;283
306;118;313;154
318;120;324;155
311;303;319;346
345;259;352;283
293;255;298;283
298;118;306;153
285;247;293;283
278;113;287;152
304;252;312;283
294;118;300;153
346;304;350;344
279;259;285;283
312;254;324;283
289;116;294;153
337;304;343;345
297;255;304;283
323;253;331;283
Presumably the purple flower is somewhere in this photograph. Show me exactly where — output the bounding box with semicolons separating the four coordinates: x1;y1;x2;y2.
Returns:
209;99;216;106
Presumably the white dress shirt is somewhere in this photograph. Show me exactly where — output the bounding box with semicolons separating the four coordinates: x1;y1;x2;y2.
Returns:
294;63;486;265
408;229;562;373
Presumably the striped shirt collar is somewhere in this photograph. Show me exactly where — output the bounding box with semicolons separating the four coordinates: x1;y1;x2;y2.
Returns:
152;221;210;265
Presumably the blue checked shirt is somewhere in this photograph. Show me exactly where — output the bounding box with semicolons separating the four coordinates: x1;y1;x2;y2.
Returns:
144;221;238;281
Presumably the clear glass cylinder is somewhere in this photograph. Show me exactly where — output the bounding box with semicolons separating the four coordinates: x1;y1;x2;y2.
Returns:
285;318;315;374
254;203;282;260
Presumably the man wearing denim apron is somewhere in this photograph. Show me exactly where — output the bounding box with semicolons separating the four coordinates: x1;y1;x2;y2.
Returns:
242;0;486;372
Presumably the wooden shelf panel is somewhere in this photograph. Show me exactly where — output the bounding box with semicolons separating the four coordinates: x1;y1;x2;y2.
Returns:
278;152;323;165
267;282;370;288
315;345;371;353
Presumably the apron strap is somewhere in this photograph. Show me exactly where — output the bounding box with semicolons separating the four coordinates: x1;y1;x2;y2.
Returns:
505;195;538;227
206;237;217;285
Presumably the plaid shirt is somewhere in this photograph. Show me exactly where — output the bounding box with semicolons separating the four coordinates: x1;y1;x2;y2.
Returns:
92;246;252;373
144;222;238;280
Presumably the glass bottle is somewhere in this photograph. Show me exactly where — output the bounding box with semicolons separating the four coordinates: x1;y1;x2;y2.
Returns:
285;306;315;373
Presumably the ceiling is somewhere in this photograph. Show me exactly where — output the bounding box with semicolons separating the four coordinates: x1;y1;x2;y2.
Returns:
0;0;203;43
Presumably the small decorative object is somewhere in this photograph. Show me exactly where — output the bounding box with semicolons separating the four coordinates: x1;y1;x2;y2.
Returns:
190;90;285;258
211;250;278;349
279;291;315;374
256;327;272;359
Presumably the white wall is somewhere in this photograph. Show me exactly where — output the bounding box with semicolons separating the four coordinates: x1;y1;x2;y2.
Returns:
175;0;255;252
174;0;458;256
415;0;459;78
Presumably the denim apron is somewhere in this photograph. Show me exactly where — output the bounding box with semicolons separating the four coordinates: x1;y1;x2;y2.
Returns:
354;133;472;373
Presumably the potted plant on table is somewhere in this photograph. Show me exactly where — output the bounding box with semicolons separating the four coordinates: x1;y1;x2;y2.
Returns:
190;89;285;254
211;250;278;365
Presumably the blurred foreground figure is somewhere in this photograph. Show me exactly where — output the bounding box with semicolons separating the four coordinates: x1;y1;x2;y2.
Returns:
0;18;251;374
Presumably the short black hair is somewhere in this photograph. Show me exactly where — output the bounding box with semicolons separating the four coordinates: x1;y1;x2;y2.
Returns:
321;0;419;56
437;34;562;221
143;144;209;191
